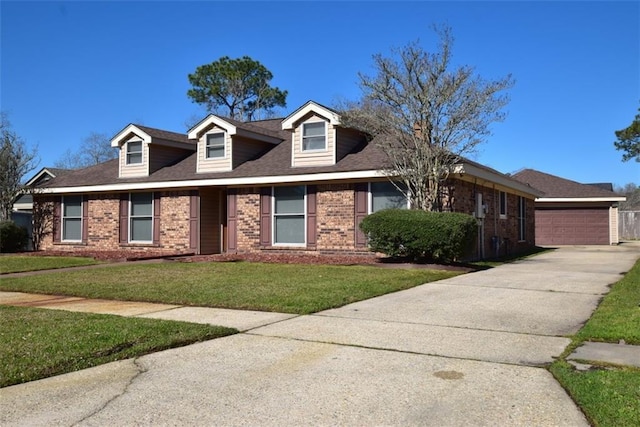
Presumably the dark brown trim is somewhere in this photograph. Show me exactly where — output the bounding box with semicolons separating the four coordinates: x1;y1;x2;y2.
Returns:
306;185;317;248
227;189;238;253
152;192;161;245
53;196;61;243
189;191;199;252
81;195;88;244
354;183;368;247
260;187;271;247
119;194;128;244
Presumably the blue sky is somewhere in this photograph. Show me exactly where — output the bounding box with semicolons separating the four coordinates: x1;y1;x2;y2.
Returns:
2;1;638;187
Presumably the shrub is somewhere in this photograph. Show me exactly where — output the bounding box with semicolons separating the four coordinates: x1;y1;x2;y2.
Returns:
359;209;477;262
0;220;29;253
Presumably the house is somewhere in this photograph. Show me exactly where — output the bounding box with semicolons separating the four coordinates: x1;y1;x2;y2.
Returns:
31;101;541;259
512;169;625;245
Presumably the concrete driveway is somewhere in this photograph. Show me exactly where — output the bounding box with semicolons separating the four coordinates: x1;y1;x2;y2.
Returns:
1;243;638;426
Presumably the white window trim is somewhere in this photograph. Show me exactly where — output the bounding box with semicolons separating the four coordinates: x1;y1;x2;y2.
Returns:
368;181;410;214
272;186;307;247
301;121;327;152
205;131;226;159
499;191;507;219
125;140;143;165
61;195;82;242
128;192;154;244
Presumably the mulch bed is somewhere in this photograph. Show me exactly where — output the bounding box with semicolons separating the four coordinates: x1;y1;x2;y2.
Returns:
13;250;474;271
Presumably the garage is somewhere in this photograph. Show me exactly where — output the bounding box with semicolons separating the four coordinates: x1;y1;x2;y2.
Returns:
535;208;610;245
512;169;625;246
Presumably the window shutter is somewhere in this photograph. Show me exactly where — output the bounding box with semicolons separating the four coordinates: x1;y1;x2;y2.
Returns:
306;185;317;248
119;194;128;244
260;187;271;247
153;193;161;245
53;196;61;243
354;183;368;247
189;191;199;252
82;196;88;244
227;189;237;253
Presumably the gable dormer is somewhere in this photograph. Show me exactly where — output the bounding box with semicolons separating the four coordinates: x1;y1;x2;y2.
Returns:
111;124;194;178
282;101;344;167
189;115;282;173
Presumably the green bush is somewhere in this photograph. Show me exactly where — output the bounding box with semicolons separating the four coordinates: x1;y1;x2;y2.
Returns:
359;209;477;262
0;220;29;253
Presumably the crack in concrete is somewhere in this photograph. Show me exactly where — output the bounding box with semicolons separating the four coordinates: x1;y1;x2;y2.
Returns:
72;358;147;426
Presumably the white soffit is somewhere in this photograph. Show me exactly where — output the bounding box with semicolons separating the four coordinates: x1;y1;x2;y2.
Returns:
188;115;237;140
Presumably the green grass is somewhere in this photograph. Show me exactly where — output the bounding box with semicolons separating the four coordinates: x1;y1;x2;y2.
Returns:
0;305;237;388
0;262;461;314
0;255;99;273
550;259;640;427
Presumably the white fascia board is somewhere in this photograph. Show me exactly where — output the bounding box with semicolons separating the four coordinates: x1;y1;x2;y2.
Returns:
187;115;237;140
282;102;341;129
110;124;152;147
25;168;56;186
537;197;627;203
36;170;388;194
454;163;544;197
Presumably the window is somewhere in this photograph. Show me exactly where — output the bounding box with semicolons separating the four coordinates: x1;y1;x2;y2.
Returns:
62;195;82;241
206;132;225;158
130;193;153;242
499;191;507;218
302;122;326;151
273;186;305;245
126;141;143;165
517;196;526;241
370;181;409;213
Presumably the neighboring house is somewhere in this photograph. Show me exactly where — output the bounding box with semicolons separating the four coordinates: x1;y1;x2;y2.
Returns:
512;169;626;245
31;101;540;259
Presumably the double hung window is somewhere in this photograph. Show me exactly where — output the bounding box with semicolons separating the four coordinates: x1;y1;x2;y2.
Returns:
302;122;326;151
273;186;305;245
206;132;225;158
499;191;507;218
126;141;143;165
62;195;82;241
130;193;153;242
370;181;409;213
517;196;526;241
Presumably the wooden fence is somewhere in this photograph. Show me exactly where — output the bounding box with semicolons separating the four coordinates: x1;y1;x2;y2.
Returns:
619;211;640;240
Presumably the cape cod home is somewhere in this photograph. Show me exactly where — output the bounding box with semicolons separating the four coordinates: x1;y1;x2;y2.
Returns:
32;101;541;260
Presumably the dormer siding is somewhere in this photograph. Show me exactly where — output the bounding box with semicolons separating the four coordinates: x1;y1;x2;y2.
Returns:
232;136;272;169
119;136;148;178
197;125;232;173
336;127;366;162
291;114;336;167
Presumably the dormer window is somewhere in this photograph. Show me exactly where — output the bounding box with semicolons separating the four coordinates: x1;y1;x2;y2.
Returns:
302;122;326;151
206;132;225;158
126;141;143;165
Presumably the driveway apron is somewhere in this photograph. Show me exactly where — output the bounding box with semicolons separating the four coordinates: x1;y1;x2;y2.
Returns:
1;244;638;426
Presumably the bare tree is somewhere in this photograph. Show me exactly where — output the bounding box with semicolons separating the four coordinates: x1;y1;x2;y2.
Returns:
0;112;39;221
55;132;117;169
340;26;514;211
26;188;54;251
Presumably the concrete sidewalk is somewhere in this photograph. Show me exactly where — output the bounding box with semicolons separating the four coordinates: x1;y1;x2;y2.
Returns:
1;243;639;426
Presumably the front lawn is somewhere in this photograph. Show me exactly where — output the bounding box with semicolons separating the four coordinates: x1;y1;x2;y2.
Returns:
0;261;461;314
550;259;640;427
0;255;99;273
0;305;236;388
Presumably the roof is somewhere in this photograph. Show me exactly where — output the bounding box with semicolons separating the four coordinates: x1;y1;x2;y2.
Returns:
511;169;625;201
33;110;538;198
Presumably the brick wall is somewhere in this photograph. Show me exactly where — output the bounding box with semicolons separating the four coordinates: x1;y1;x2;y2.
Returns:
37;191;193;255
235;187;261;252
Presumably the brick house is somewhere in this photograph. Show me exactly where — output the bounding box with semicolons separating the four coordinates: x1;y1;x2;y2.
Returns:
32;101;541;259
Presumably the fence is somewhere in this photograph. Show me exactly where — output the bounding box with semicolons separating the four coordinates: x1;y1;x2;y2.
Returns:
619;211;640;240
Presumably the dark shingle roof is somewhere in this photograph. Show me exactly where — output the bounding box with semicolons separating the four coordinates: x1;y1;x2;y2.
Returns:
134;124;190;144
512;169;619;198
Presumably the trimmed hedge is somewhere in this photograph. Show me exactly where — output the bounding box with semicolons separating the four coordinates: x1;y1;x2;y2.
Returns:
359;209;477;262
0;220;29;253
